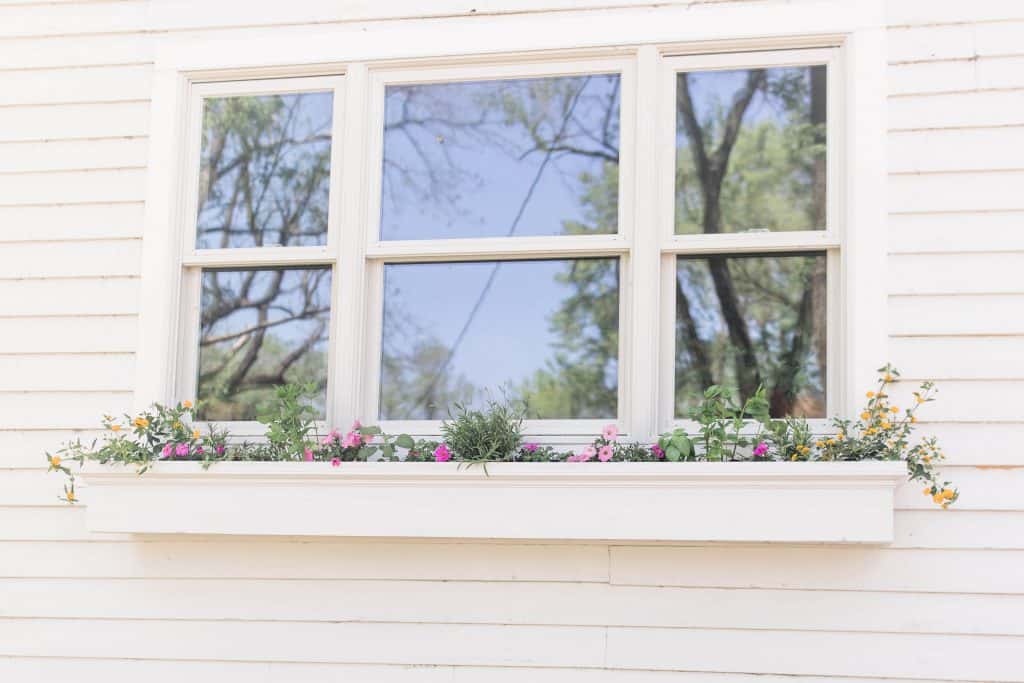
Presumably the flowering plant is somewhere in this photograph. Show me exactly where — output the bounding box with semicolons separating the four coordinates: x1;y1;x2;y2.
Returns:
47;365;957;507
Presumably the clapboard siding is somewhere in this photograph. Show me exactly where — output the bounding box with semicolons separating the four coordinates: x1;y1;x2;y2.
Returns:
0;1;1018;681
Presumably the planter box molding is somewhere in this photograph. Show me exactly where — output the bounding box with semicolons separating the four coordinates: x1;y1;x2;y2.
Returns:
80;461;907;544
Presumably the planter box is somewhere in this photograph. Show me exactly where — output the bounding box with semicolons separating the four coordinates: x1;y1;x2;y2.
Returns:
80;461;906;544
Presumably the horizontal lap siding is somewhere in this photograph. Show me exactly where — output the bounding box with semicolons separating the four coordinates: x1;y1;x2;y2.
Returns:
0;1;1020;681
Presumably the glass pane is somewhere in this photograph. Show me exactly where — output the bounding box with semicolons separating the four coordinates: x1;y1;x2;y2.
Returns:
380;74;620;240
380;258;619;419
675;65;827;235
674;254;826;418
196;91;333;249
197;267;332;420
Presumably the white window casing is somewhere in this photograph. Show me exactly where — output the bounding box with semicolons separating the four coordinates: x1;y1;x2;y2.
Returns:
134;0;887;446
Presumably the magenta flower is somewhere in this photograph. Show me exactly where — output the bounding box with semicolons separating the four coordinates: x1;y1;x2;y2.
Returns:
214;444;225;455
523;442;539;453
602;424;619;442
433;443;452;462
161;443;173;459
331;458;341;468
652;444;665;460
174;443;189;457
752;441;769;458
194;446;204;455
598;445;614;462
341;431;361;449
303;447;314;462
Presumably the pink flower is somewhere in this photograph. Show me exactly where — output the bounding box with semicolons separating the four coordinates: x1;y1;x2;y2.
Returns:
214;444;225;455
303;447;314;462
161;443;173;459
577;445;596;462
174;443;189;457
598;445;614;462
651;444;665;460
602;424;619;442
341;431;361;449
752;441;768;457
321;429;340;446
194;446;204;455
523;442;539;453
351;420;362;430
433;443;452;462
331;458;341;468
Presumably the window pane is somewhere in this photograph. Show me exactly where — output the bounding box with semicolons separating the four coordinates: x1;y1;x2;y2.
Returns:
380;258;619;419
197;267;332;420
674;254;826;418
675;65;827;235
196;92;333;249
380;74;620;240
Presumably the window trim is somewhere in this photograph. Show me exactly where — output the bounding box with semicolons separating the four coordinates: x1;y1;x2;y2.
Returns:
135;1;887;447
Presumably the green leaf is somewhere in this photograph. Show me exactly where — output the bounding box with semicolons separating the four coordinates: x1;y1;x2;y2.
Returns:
665;446;681;462
395;434;415;449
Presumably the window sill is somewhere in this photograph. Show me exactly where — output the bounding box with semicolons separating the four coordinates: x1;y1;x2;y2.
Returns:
80;461;906;544
81;458;905;544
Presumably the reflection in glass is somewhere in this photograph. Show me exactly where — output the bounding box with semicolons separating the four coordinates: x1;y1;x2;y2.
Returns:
675;254;826;418
675;65;827;235
380;259;619;420
198;267;332;420
381;74;620;240
196;92;333;249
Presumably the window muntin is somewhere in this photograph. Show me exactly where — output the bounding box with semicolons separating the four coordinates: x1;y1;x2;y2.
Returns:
674;65;827;235
380;74;621;241
674;253;826;419
196;92;334;249
197;267;333;421
380;258;619;420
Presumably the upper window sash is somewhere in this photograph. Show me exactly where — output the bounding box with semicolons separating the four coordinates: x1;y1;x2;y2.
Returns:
363;56;638;253
181;75;346;267
658;47;841;253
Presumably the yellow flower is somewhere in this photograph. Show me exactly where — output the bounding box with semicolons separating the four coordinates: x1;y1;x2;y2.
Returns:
910;416;918;423
890;406;899;414
66;490;76;503
182;400;193;409
884;374;893;383
790;453;798;461
860;412;870;421
916;396;925;404
192;429;201;440
109;424;121;432
173;421;182;429
922;487;931;495
134;417;149;428
49;456;61;468
836;433;845;441
942;502;950;510
932;493;944;505
922;455;931;463
815;440;824;448
942;489;955;500
866;391;875;398
881;421;891;430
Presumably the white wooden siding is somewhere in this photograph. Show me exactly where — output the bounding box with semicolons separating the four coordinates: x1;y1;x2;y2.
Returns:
0;0;1021;680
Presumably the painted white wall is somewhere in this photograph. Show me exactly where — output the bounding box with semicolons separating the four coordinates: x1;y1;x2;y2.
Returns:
1;0;1022;680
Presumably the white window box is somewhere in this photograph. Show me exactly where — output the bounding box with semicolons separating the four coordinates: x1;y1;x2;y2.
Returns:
81;461;906;544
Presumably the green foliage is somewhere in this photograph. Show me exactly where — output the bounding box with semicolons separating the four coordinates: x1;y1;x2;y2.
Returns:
441;400;525;462
258;382;319;458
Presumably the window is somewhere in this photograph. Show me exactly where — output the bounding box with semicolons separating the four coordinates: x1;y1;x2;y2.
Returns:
160;44;851;440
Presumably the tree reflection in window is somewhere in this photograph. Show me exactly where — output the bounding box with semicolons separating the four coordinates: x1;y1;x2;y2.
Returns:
196;92;333;249
197;267;332;421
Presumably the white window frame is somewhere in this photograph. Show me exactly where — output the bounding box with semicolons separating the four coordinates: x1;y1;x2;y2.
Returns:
656;47;843;434
135;1;887;447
